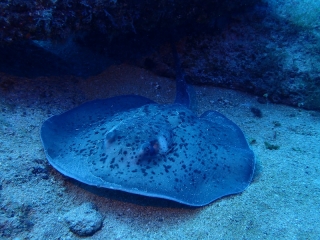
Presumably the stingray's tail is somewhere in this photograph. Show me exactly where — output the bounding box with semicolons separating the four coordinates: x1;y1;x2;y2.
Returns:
170;38;191;108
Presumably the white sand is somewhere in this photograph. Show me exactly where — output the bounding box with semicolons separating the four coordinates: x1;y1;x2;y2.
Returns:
0;64;319;239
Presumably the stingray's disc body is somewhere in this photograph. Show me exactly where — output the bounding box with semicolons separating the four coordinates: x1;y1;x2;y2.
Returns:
41;95;255;206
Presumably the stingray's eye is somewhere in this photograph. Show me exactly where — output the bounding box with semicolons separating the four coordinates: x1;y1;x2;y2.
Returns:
150;140;160;154
105;130;118;143
141;142;152;155
139;141;159;157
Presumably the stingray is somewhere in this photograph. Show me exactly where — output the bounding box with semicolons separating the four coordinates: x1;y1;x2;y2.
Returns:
40;55;255;207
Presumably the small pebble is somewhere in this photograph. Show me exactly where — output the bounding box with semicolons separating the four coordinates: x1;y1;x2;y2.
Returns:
250;107;263;118
63;202;103;237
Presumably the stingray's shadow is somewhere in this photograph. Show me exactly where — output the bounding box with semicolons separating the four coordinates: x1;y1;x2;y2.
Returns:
67;177;198;209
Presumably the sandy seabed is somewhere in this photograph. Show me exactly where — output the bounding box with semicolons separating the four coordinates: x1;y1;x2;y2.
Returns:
0;64;319;239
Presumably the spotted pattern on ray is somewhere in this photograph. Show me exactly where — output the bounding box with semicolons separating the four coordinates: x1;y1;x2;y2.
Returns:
41;95;255;206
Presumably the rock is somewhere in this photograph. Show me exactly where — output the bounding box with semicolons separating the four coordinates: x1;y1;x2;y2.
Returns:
1;1;318;110
0;0;257;42
63;202;103;237
140;3;320;110
0;0;257;78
